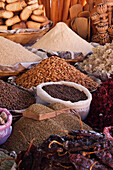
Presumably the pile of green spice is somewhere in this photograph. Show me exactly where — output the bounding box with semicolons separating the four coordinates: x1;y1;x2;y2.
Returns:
85;74;113;132
2;113;92;153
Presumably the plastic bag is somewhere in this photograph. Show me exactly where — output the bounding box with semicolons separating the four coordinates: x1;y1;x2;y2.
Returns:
0;108;12;145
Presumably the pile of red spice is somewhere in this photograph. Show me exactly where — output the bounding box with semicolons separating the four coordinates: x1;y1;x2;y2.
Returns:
84;74;113;132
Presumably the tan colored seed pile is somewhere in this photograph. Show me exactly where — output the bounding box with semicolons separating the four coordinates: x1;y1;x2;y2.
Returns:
0;36;41;66
2;113;93;153
15;56;99;91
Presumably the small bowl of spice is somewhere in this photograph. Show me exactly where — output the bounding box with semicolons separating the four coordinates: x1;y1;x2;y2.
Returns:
0;108;12;145
36;81;92;120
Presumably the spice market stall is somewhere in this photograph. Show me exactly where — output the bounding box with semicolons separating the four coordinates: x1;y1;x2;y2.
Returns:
0;0;113;170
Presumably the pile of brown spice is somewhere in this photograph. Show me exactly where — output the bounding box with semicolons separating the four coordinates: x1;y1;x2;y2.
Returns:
2;113;93;153
24;104;54;115
15;56;98;91
23;104;55;120
23;103;70;120
48;102;68;110
0;80;36;110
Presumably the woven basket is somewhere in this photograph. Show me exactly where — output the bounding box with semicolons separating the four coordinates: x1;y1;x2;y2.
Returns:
0;21;53;45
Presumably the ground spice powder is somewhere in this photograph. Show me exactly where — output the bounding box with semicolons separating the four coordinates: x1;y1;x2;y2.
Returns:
0;36;41;66
2;113;92;153
24;104;54;115
85;74;113;132
48;102;68;110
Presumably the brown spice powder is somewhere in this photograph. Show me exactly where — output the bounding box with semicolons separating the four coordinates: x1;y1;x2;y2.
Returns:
24;104;54;114
2;113;93;153
48;102;68;110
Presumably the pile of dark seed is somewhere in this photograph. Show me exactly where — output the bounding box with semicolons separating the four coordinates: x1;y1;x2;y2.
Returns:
42;84;88;102
0;80;36;110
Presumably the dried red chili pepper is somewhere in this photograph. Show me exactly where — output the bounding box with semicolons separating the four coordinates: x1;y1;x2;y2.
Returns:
103;126;113;140
84;74;113;132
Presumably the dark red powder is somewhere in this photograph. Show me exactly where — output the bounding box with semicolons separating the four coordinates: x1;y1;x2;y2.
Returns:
84;74;113;132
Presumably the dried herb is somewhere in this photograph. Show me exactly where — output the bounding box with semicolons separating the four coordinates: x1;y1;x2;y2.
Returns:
85;74;113;131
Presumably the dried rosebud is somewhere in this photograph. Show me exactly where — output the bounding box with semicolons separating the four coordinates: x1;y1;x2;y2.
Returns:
1;111;8;122
0;117;5;125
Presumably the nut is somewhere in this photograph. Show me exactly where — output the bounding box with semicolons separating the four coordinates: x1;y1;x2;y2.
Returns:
15;56;98;91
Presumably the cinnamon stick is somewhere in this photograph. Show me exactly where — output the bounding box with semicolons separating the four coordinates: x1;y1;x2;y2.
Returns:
51;0;59;25
42;0;46;16
38;0;42;5
58;0;64;21
71;0;77;6
62;0;71;22
78;0;86;6
46;0;50;19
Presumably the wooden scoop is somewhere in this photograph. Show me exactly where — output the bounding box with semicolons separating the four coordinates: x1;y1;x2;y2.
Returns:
73;17;88;39
78;11;90;18
70;4;83;19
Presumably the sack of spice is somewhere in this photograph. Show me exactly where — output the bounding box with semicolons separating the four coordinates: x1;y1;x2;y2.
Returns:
0;108;12;145
36;81;92;120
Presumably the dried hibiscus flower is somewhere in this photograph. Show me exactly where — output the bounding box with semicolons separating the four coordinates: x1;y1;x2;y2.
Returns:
84;74;113;131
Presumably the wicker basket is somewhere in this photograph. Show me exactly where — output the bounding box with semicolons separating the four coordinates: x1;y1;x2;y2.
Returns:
0;21;53;45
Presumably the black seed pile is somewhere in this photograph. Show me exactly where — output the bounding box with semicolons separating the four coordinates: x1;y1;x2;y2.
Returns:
43;84;88;102
0;80;36;110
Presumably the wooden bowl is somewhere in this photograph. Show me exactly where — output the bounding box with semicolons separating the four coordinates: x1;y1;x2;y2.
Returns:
0;21;53;46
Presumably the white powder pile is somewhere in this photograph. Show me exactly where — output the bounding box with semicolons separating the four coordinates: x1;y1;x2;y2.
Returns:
32;22;93;55
0;36;41;66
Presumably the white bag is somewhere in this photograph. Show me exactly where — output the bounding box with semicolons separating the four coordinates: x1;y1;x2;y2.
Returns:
36;81;92;120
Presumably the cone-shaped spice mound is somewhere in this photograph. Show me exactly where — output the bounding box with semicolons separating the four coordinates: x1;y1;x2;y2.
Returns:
15;56;98;91
32;22;93;55
0;36;41;66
